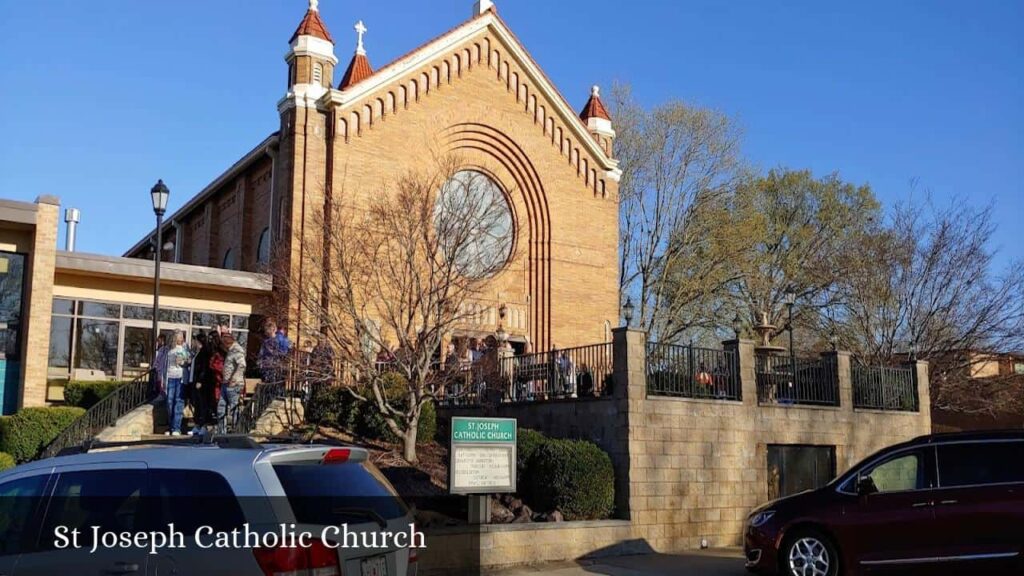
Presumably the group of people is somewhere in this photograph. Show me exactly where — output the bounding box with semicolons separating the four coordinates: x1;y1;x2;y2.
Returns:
151;327;247;436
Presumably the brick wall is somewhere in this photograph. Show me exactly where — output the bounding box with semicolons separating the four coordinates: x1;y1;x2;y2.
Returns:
438;328;932;565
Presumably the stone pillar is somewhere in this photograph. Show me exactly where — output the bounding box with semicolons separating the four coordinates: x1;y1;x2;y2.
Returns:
821;350;853;409
723;339;756;405
906;360;932;431
21;196;59;408
611;327;646;519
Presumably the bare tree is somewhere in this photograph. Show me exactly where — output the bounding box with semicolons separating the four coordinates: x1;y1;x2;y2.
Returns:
611;83;744;340
279;157;515;462
824;197;1024;414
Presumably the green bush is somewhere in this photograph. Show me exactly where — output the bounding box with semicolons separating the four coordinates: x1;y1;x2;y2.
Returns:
523;438;615;520
306;386;361;431
517;428;547;474
63;380;127;409
0;406;86;463
356;398;436;445
0;452;14;472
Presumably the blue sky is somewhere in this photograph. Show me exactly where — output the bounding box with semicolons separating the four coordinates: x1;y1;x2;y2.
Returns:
0;0;1020;266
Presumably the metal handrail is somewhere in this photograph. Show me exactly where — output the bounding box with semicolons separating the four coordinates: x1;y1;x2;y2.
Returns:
39;369;156;460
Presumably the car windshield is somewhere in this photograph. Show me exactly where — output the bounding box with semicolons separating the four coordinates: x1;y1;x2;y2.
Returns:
273;461;408;526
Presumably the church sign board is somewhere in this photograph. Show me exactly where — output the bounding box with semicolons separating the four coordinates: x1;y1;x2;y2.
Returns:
449;417;517;494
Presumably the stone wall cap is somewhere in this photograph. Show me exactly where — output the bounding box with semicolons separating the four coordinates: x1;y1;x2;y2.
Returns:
35;194;60;206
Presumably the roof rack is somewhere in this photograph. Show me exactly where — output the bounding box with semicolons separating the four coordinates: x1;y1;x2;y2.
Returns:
56;434;263;457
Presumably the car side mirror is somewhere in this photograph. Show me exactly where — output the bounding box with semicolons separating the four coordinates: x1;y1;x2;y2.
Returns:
856;476;878;496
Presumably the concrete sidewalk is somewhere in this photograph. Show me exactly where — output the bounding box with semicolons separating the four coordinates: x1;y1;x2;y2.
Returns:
488;549;747;576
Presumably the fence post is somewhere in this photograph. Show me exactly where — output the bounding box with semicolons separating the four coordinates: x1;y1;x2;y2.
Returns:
821;350;851;409
723;338;756;406
611;327;646;520
904;360;932;426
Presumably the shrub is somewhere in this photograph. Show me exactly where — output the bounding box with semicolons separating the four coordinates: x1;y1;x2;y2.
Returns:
0;452;14;472
306;385;360;431
0;406;86;463
356;398;436;445
517;428;547;474
523;438;615;520
63;380;126;409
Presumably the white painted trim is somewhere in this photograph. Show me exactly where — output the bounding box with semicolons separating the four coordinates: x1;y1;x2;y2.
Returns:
587;117;615;138
318;12;618;172
277;84;329;113
288;35;337;64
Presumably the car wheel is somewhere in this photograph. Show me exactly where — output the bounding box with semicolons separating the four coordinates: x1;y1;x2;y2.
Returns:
781;529;839;576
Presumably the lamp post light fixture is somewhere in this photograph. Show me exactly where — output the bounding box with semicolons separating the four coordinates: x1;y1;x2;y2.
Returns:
622;297;635;327
784;287;797;386
150;179;170;358
732;312;744;339
909;340;919;362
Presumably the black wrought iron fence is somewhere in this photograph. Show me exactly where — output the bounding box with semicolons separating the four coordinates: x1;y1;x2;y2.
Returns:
40;369;155;459
852;364;918;412
756;355;839;406
489;342;614;404
646;342;740;400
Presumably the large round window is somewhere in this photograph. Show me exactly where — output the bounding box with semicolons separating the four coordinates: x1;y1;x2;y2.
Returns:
434;170;514;278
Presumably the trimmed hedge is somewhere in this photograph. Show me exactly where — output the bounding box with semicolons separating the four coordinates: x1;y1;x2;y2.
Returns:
517;428;547;475
523;437;615;520
63;380;127;409
0;452;14;472
0;406;86;463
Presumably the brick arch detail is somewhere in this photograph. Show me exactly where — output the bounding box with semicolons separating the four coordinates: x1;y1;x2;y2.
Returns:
442;122;552;351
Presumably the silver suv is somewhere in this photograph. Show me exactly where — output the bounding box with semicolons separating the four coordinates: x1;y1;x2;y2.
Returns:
0;437;417;576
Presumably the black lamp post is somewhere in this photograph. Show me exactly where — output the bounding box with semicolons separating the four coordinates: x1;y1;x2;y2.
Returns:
732;312;744;339
150;180;170;356
784;288;797;383
622;297;635;328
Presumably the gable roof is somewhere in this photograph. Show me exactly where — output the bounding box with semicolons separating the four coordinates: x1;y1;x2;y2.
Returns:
320;9;618;174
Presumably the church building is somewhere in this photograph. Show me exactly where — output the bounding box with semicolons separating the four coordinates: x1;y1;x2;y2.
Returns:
125;0;621;353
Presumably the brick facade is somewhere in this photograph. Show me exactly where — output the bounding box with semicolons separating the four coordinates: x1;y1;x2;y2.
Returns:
127;10;621;353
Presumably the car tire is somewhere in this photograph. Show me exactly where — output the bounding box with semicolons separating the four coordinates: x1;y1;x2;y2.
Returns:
780;529;840;576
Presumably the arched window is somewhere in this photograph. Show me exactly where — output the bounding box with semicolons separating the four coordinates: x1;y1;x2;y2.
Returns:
256;227;271;265
312;62;323;85
222;248;236;270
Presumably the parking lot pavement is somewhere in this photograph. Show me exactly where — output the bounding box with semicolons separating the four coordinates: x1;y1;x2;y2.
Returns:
489;549;747;576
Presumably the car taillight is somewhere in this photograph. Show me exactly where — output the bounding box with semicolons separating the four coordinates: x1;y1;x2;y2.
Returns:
408;547;418;576
322;448;351;464
253;541;341;576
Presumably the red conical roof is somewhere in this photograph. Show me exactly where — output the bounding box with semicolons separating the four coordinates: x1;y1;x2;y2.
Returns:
579;85;611;122
339;53;373;89
290;8;334;44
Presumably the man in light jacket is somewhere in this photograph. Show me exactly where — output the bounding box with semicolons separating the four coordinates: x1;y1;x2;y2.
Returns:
218;332;246;433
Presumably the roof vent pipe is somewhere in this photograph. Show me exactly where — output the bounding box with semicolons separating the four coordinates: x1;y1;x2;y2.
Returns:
64;208;81;252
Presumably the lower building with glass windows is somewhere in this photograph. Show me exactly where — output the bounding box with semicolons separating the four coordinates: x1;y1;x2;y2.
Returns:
0;196;271;414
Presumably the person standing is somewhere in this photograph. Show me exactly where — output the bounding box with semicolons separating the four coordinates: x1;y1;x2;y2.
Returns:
258;317;290;385
151;334;168;400
188;332;211;435
164;332;190;436
218;332;246;434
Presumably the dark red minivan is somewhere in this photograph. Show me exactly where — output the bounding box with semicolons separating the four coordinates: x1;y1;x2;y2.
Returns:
744;430;1024;576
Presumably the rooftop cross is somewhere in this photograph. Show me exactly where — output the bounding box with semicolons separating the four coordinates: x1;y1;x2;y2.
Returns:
354;20;367;55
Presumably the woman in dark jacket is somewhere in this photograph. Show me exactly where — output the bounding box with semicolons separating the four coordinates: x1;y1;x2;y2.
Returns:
192;331;221;434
